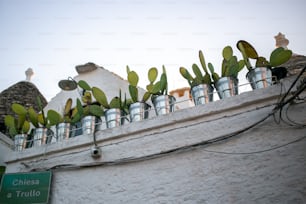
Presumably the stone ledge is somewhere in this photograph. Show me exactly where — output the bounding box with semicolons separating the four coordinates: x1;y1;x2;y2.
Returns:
4;76;302;171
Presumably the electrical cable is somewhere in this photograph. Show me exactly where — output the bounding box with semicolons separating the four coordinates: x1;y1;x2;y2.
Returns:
273;82;285;125
202;135;306;155
284;102;306;127
24;103;274;167
32;133;306;172
31;111;273;172
275;65;306;110
279;80;306;126
273;65;306;126
30;114;304;172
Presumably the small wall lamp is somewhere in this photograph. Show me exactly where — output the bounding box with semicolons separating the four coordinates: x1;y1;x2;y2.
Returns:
58;77;78;91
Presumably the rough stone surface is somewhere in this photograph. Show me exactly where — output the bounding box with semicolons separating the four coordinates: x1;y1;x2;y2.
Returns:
75;62;98;74
282;54;306;76
0;81;47;135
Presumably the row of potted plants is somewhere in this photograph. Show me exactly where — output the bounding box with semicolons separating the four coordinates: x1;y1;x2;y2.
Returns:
5;40;292;151
180;40;292;105
5;65;177;151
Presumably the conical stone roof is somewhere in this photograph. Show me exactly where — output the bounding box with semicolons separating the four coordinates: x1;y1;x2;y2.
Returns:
0;81;47;135
281;54;306;76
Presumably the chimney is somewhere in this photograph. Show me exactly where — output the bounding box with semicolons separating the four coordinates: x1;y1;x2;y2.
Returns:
274;32;289;50
25;68;34;81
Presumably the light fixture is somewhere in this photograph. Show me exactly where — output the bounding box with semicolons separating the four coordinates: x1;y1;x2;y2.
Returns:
58;77;78;91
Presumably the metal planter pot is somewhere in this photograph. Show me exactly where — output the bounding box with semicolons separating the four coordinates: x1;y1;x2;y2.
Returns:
33;128;53;147
247;67;272;90
191;84;214;106
105;108;126;128
56;122;71;141
129;102;151;122
82;116;101;136
151;95;176;116
215;77;239;99
14;134;27;151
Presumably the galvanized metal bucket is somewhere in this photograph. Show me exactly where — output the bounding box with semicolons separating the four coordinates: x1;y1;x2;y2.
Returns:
14;134;27;151
56;122;71;141
129;102;151;122
82;116;101;136
191;84;214;105
151;95;176;116
105;108;126;128
215;77;239;99
33;128;53;147
247;67;272;89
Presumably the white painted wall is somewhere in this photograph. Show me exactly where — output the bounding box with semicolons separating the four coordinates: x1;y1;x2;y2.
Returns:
45;66;148;113
2;76;306;204
0;133;13;166
44;66;154;132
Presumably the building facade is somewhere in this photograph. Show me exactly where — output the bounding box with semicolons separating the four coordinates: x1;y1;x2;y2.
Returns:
1;72;305;203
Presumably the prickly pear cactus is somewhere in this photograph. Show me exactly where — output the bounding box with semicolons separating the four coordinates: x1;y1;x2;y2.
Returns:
179;50;212;87
221;46;245;79
92;87;109;108
5;103;32;137
269;47;292;67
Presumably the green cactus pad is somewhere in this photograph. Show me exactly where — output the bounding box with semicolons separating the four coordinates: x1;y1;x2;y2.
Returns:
127;71;139;87
192;64;204;81
160;73;167;95
270;47;292;67
222;46;233;61
78;80;92;91
255;57;270;67
129;85;138;103
22;121;30;134
4;115;15;129
28;107;39;128
92;87;109;108
12;103;27;115
64;98;72;116
142;92;151;102
109;97;121;109
199;50;208;73
89;104;104;117
148;67;158;83
47;109;62;126
236;40;258;59
151;81;162;94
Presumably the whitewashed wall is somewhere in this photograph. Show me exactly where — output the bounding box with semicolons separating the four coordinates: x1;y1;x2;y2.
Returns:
3;76;306;204
0;133;13;166
45;66;148;113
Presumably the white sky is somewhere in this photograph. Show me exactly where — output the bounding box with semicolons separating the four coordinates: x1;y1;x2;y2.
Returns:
0;0;305;101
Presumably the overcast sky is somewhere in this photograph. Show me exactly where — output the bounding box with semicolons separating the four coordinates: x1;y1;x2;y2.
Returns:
0;0;305;101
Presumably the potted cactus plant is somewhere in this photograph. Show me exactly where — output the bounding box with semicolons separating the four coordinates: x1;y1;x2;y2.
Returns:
75;80;105;135
208;45;245;99
77;80;128;129
237;40;292;89
179;50;214;105
28;97;59;147
102;90;129;128
146;66;176;116
4;103;30;151
92;87;129;128
48;98;80;141
126;66;151;122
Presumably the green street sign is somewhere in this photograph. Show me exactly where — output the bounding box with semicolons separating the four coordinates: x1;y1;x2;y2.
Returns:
0;171;52;204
